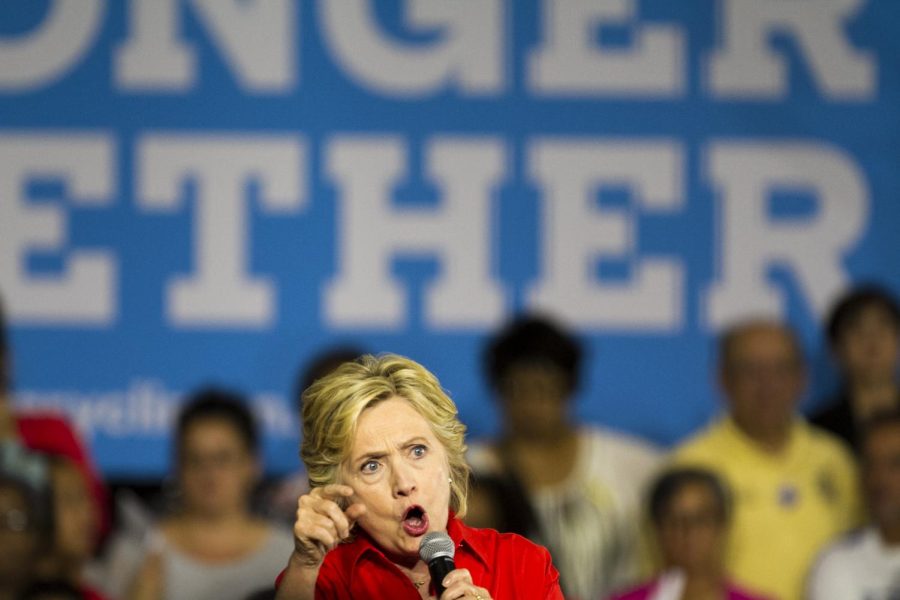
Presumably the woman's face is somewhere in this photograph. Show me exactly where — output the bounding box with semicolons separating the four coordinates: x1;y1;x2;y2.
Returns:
498;363;570;440
0;484;39;586
657;482;726;575
341;396;451;561
836;305;900;384
51;461;98;562
178;418;257;517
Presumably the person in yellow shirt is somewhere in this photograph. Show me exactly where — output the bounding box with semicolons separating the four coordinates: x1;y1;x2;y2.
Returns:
673;320;862;600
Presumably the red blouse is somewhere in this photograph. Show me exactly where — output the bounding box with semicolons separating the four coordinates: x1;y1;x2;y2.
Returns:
279;515;563;599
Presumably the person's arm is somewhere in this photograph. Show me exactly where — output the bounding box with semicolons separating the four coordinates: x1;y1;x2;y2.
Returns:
274;552;325;600
125;531;166;600
126;551;164;600
275;484;366;600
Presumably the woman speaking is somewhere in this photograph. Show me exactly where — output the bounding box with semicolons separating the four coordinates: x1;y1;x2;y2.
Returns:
275;354;563;599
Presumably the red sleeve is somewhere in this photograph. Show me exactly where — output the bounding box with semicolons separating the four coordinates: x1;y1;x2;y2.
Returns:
16;413;110;538
536;543;564;600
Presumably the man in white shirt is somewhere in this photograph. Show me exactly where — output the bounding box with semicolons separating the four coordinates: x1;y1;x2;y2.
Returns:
808;410;900;600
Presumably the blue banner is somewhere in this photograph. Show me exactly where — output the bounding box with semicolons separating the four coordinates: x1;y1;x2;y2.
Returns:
1;0;898;478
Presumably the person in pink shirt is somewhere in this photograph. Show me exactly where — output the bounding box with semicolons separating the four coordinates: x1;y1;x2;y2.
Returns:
0;291;109;539
609;468;773;600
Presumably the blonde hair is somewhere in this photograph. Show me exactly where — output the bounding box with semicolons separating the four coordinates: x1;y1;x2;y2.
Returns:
300;353;470;517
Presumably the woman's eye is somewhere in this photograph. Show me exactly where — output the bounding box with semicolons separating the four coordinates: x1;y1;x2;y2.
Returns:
361;460;379;473
411;445;427;458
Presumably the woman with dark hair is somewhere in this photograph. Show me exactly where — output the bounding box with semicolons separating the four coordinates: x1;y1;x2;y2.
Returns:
126;388;293;600
33;456;108;600
609;468;773;600
811;284;900;450
0;452;51;600
468;315;661;600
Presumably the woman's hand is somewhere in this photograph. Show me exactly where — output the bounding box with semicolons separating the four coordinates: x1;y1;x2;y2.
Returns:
126;533;165;600
438;568;492;600
292;484;367;567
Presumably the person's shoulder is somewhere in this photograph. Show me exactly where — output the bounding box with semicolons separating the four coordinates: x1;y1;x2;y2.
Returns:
585;426;662;461
802;420;856;464
671;420;727;464
815;526;870;564
808;526;871;589
464;524;552;562
256;520;296;555
582;426;663;484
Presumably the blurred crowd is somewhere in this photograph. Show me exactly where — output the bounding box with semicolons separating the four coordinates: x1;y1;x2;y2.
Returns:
2;282;899;600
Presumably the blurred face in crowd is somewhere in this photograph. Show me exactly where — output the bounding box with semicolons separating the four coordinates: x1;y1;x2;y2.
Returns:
0;483;39;589
657;481;726;576
498;363;570;441
862;422;900;537
341;397;451;560
50;460;98;564
178;418;258;518
835;304;900;386
720;324;805;444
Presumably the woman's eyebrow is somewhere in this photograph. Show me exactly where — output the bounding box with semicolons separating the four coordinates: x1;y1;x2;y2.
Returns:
399;436;428;448
351;436;429;463
351;450;386;464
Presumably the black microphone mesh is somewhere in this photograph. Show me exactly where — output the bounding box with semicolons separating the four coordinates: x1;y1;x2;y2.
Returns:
418;531;455;562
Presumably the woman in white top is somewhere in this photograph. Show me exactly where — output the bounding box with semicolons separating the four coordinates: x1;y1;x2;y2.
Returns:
127;388;293;600
467;315;661;600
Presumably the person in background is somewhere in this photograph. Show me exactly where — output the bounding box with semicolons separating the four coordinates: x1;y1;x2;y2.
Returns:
264;345;365;524
811;284;900;451
0;452;51;600
808;410;900;599
33;456;107;600
467;315;662;600
0;290;110;540
609;468;773;600
274;353;562;599
673;319;862;600
125;388;294;600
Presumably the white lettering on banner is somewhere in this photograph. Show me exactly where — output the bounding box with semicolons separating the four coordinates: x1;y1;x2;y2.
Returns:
116;0;295;91
318;0;503;95
136;135;305;327
527;139;684;330
708;0;875;99
0;134;116;324
529;0;683;96
0;1;104;90
325;136;505;328
705;142;868;327
15;380;296;438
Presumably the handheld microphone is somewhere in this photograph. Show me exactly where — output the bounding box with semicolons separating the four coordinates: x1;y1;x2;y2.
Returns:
419;531;455;597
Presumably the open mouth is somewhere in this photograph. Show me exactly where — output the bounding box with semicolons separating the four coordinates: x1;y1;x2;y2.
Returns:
401;505;429;537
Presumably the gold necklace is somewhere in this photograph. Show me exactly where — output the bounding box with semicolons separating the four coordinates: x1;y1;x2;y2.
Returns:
413;579;426;589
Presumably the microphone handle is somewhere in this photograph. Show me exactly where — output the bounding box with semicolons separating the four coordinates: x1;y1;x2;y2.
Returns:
428;555;456;597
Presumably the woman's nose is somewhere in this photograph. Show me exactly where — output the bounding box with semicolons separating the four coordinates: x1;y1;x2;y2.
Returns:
392;462;417;497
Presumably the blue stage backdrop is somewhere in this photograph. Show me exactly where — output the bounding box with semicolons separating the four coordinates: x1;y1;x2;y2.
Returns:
1;0;898;478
